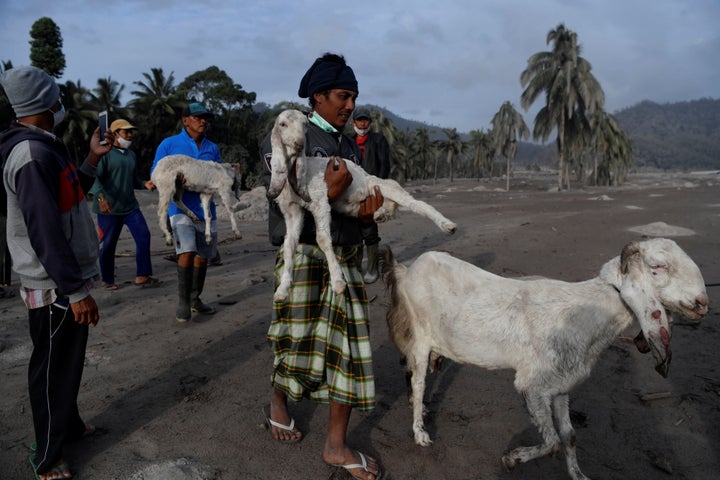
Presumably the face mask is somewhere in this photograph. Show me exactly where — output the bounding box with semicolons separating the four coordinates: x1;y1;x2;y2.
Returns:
52;103;66;128
116;137;132;149
353;126;370;136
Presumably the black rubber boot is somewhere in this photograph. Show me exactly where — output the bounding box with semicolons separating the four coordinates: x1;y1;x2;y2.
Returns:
176;265;193;322
191;265;216;314
363;243;380;284
355;244;365;273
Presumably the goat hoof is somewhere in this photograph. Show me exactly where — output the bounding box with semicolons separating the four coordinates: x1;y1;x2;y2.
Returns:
501;455;518;471
332;280;347;295
273;292;288;303
442;221;457;234
414;431;433;447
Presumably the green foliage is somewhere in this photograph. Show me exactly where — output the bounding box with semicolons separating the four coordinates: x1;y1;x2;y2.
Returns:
0;60;14;131
29;17;66;78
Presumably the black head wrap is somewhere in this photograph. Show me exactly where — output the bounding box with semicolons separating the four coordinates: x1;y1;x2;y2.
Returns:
298;53;358;98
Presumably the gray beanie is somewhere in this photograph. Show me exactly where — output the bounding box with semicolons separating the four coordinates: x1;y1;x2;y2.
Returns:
0;66;60;118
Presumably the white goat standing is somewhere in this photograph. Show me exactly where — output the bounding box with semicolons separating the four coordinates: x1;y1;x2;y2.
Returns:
382;238;709;480
151;154;243;245
266;109;457;303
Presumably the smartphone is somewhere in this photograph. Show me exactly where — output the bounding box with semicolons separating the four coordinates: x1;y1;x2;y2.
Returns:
98;110;108;145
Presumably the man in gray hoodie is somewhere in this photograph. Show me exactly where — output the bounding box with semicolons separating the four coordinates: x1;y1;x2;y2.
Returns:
0;66;112;480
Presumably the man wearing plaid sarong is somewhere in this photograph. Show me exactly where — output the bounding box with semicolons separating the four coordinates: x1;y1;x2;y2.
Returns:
261;53;384;480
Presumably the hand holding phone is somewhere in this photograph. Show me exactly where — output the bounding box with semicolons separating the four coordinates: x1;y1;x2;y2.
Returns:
98;111;108;145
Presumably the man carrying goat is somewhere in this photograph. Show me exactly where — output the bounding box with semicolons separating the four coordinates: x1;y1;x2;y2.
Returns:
149;102;220;323
260;53;384;480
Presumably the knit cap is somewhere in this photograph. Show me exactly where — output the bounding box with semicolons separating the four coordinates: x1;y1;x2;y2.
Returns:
298;54;358;98
0;66;60;118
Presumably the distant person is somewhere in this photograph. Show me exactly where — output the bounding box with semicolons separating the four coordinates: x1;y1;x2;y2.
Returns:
261;53;383;480
0;65;112;480
90;118;160;290
149;103;220;322
351;107;390;283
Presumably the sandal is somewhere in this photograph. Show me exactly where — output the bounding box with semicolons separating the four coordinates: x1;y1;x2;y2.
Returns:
262;405;302;444
101;283;119;291
133;277;161;287
329;451;382;480
29;453;73;479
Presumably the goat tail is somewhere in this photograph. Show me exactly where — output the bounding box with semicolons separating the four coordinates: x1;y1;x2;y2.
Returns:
381;246;415;356
380;245;404;294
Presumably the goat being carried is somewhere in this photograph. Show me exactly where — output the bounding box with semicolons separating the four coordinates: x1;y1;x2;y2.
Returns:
151;154;243;245
266;109;457;303
382;238;708;480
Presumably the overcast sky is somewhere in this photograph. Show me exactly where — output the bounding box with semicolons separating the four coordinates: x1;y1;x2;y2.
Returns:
2;0;718;133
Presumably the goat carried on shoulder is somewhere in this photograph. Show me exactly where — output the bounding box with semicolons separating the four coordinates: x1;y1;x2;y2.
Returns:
266;109;457;303
151;154;244;245
382;238;708;480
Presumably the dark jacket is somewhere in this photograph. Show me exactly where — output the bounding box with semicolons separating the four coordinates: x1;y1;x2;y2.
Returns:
262;120;363;247
354;131;390;179
0;122;99;300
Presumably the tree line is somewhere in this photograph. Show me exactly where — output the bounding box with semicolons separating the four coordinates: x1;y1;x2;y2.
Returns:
1;17;634;190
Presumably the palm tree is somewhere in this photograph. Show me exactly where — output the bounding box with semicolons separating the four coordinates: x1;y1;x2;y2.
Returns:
438;128;465;183
491;101;529;190
411;127;435;180
468;129;494;180
372;108;397;146
129;68;184;169
55;80;95;163
520;23;605;190
90;76;127;118
591;109;633;185
391;131;411;181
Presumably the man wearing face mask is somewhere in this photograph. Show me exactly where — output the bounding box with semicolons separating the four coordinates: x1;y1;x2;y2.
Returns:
90;119;159;290
0;66;112;480
351;108;390;284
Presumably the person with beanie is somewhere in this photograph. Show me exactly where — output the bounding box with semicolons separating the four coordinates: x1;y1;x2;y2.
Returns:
150;103;220;322
261;52;384;480
90;119;160;291
351;107;390;283
0;66;113;480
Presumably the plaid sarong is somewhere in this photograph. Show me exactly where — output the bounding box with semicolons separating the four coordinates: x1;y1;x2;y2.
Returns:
268;244;375;411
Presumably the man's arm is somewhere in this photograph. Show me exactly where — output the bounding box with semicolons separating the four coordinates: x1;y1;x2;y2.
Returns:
77;127;113;193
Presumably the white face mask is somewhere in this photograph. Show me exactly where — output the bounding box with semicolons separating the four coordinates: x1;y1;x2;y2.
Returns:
52;103;66;128
353;126;370;136
116;136;132;149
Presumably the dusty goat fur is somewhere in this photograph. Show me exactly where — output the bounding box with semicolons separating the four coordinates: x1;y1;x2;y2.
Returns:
266;109;457;303
151;154;244;245
382;238;709;480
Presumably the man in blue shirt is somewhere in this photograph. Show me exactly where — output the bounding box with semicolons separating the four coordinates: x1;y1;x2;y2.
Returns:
150;103;220;322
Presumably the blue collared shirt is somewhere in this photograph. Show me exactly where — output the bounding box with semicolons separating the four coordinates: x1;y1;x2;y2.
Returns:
152;128;222;219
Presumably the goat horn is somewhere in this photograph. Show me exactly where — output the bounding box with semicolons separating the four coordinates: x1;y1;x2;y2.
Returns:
620;242;640;274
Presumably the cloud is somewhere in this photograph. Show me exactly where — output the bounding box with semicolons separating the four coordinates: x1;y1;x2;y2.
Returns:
1;0;718;133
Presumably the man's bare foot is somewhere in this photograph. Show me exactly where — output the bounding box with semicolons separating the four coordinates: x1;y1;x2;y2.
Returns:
36;459;72;479
323;447;382;480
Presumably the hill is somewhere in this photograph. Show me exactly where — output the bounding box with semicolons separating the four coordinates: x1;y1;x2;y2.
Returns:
382;97;720;170
260;98;720;171
613;98;720;170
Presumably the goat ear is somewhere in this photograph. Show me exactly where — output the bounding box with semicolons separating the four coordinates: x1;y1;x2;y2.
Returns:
618;247;673;377
270;123;285;161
